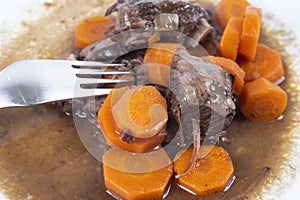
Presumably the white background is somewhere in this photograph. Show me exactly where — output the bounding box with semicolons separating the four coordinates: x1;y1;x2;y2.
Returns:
0;0;299;199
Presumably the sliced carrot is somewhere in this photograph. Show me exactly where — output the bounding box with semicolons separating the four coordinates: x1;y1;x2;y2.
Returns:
174;146;234;196
214;0;250;30
112;86;168;138
238;77;287;122
237;43;285;83
238;6;262;61
144;43;183;66
98;86;167;153
75;16;114;48
219;17;243;61
103;147;173;200
144;42;184;87
203;56;245;95
128;86;167;127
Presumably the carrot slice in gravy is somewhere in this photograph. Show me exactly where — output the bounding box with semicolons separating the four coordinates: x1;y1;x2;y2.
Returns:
174;146;234;196
219;17;243;61
144;42;184;87
75;16;114;48
103;147;173;200
238;6;262;61
238;77;287;122
237;43;285;84
214;0;250;30
98;86;167;153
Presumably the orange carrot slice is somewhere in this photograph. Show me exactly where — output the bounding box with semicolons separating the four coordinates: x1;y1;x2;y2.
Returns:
219;17;244;61
174;146;234;196
144;42;184;87
238;6;262;61
103;147;173;200
98;86;167;153
238;77;287;122
203;56;245;95
75;16;114;48
237;43;285;84
112;86;168;138
214;0;250;30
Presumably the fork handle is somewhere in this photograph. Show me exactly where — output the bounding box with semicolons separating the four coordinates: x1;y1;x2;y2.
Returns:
0;60;112;108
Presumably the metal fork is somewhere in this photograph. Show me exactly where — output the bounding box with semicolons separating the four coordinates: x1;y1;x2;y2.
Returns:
0;59;133;108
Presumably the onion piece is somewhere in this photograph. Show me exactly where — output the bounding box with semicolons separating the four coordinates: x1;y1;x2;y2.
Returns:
154;13;179;30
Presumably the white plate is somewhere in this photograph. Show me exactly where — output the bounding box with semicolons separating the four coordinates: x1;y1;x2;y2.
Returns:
0;0;299;199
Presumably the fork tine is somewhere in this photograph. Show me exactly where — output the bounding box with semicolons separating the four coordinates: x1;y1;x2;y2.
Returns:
77;78;134;84
76;69;132;76
73;88;112;98
71;61;125;68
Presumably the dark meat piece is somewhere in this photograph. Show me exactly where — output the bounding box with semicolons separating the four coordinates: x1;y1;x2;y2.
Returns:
105;0;210;34
80;0;217;61
56;96;106;116
168;48;236;145
189;18;214;44
82;29;154;62
120;128;136;143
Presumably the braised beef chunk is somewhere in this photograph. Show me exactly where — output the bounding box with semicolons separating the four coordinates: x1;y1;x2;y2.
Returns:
104;0;216;49
57;96;106;116
80;0;218;61
167;48;236;144
83;29;154;62
105;0;209;33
